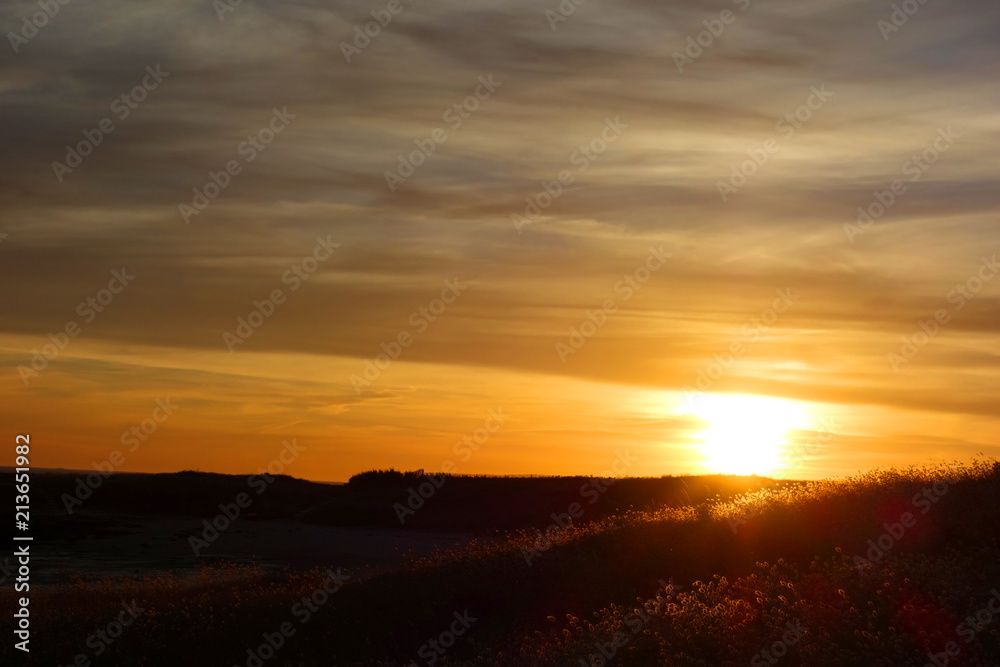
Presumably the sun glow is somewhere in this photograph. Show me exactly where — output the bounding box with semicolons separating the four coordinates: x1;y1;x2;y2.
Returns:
686;394;812;476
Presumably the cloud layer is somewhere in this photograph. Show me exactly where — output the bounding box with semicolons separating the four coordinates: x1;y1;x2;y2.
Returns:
2;0;998;479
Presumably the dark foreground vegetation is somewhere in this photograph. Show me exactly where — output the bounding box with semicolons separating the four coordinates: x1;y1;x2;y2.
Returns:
3;460;1000;666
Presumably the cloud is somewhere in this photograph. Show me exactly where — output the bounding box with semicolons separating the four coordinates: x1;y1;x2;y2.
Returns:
2;0;999;477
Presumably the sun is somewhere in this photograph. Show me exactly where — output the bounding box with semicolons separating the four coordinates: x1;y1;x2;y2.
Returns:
685;394;812;476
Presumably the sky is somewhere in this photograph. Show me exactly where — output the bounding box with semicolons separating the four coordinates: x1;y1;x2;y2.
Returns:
2;0;998;481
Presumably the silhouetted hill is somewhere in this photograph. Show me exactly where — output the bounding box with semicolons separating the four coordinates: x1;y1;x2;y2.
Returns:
4;461;998;666
5;469;794;532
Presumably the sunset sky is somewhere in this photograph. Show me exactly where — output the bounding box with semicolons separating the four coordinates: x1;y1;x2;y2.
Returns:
2;0;998;481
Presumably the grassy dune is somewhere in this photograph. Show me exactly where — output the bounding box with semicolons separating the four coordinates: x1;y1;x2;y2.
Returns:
5;460;999;666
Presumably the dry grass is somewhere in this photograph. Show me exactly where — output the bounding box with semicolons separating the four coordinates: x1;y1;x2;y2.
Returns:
4;459;999;666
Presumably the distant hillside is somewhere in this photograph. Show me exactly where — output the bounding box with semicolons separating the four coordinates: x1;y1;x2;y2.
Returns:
4;469;795;532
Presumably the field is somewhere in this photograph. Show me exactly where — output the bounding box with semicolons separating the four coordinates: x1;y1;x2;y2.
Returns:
3;460;1000;666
